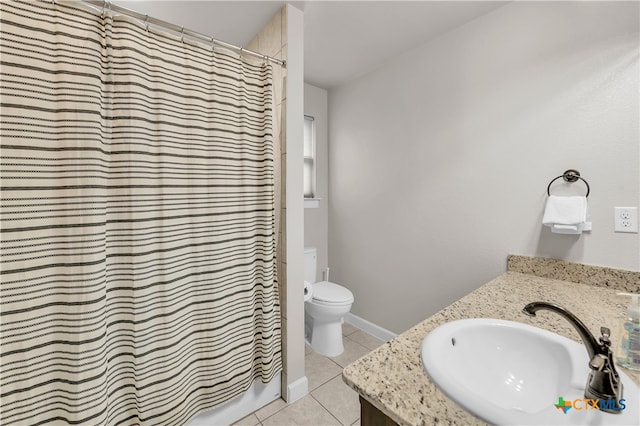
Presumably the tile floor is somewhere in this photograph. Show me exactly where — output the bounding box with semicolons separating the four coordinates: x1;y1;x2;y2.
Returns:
233;323;385;426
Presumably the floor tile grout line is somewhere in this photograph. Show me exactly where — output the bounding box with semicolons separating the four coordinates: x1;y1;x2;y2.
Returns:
342;333;375;350
344;330;386;351
256;399;288;425
309;392;358;426
242;324;377;426
308;368;344;393
258;367;354;426
328;357;346;370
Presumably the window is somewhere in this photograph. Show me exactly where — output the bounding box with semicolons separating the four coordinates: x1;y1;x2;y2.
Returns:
303;115;316;198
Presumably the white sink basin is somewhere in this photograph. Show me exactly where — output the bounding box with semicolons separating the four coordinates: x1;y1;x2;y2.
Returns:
420;318;639;425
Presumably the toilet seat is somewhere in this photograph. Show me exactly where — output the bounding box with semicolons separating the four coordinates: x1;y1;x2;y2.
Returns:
311;281;354;306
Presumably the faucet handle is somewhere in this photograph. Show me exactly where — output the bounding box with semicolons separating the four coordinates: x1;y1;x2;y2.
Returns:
599;327;611;347
589;353;607;371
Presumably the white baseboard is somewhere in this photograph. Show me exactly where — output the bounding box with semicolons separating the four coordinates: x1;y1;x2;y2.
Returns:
344;312;397;342
286;375;308;403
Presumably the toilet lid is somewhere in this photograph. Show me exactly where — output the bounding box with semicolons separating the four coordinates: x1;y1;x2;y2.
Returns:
312;281;354;304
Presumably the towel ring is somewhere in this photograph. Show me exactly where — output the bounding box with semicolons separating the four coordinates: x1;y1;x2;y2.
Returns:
547;169;590;197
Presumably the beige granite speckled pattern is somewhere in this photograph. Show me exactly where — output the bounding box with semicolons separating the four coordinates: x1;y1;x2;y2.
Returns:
342;271;640;426
508;255;640;292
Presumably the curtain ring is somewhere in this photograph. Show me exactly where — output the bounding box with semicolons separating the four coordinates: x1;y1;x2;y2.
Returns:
102;1;111;17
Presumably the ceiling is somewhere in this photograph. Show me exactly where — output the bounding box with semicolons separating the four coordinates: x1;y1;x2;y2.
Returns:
113;1;508;90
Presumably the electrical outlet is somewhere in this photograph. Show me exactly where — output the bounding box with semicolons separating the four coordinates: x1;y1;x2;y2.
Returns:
614;207;638;233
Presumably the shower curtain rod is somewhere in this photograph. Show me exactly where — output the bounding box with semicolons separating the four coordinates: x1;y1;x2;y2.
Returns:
78;0;286;67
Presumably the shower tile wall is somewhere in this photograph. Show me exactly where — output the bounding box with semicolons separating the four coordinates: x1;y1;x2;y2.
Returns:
246;5;293;396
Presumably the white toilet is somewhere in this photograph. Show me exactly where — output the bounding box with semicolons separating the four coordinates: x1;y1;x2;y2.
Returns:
304;247;354;357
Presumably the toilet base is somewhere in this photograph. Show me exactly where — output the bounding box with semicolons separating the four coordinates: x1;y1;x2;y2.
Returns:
309;320;344;357
304;297;352;358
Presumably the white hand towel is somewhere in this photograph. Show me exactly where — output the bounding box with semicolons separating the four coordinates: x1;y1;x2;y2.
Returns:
542;195;591;234
550;224;581;234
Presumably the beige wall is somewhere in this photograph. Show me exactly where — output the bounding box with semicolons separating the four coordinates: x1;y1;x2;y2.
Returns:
328;1;639;334
304;83;329;280
247;4;307;402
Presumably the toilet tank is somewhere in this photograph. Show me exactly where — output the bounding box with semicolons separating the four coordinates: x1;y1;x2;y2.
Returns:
303;247;317;283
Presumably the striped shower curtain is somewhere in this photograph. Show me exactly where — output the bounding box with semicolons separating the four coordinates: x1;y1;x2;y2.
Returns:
0;1;281;424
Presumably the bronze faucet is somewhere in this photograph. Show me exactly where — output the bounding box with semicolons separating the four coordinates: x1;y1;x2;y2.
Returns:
523;302;623;413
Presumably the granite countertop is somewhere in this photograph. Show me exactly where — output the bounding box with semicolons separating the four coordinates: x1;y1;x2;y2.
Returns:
342;255;640;426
